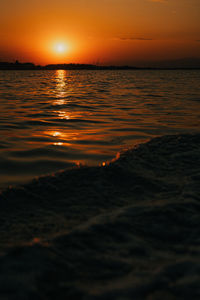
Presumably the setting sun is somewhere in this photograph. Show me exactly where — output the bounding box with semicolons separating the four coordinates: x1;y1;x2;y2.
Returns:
54;43;67;54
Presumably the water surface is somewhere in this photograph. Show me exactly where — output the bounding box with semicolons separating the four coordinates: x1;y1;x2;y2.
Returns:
0;69;199;189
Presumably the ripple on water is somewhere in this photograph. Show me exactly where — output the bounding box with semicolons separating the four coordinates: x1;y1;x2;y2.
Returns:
0;69;199;189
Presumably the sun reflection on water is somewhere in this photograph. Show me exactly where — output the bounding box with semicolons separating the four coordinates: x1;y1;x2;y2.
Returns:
52;131;61;137
40;70;99;153
54;69;69;103
54;110;71;120
56;70;66;90
44;130;78;146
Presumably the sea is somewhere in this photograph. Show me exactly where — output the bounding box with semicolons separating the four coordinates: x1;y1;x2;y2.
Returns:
0;70;200;298
0;69;199;190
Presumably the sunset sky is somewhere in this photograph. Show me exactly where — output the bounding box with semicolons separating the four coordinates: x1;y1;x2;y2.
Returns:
0;0;200;65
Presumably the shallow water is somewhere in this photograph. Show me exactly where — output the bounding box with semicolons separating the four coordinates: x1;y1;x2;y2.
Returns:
0;69;199;189
0;133;200;299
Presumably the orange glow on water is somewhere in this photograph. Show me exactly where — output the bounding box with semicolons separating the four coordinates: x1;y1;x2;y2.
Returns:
0;68;199;190
52;131;61;137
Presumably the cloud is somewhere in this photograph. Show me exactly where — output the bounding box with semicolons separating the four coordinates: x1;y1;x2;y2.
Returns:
116;37;153;41
148;0;168;3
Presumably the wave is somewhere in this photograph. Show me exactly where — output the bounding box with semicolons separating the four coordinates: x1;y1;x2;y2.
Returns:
0;133;199;299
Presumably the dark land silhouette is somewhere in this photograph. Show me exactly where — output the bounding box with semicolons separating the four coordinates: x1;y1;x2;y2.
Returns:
0;61;138;70
0;58;200;70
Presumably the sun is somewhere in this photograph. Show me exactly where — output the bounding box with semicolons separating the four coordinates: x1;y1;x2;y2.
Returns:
48;40;73;61
54;43;67;54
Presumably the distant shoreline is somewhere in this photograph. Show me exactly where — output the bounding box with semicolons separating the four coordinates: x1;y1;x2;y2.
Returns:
0;61;200;71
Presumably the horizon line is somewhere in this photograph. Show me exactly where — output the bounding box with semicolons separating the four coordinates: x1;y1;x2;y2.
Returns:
0;59;200;70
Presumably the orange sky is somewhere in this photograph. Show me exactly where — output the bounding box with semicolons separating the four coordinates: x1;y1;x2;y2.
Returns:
0;0;200;65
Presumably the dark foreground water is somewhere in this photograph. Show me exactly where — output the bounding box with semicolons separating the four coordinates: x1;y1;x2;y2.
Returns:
0;133;200;299
0;69;199;189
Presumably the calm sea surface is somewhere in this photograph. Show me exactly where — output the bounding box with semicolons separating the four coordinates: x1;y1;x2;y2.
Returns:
0;70;199;189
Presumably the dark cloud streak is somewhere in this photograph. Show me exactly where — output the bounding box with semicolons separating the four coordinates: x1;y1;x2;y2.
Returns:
116;37;153;41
